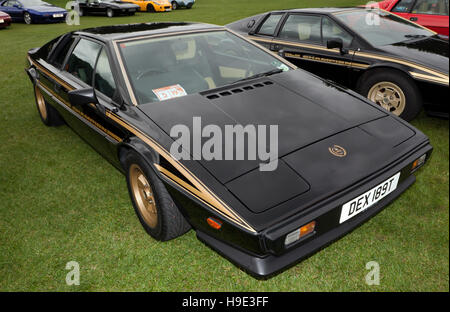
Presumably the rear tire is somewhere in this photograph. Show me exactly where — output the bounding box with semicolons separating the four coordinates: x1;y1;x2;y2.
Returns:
23;12;32;24
106;8;114;17
146;4;155;12
357;69;422;121
34;85;64;127
171;1;177;10
124;151;191;241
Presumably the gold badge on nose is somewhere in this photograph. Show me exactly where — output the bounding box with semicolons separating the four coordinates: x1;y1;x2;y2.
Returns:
329;145;347;157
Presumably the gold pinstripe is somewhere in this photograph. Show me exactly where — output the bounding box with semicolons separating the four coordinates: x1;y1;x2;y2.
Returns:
29;56;256;232
248;36;449;86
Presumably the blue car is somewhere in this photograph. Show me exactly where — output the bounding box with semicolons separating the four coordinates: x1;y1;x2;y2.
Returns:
0;0;67;24
170;0;194;10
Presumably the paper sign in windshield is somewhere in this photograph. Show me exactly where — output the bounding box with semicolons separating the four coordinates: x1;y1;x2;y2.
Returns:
152;84;187;101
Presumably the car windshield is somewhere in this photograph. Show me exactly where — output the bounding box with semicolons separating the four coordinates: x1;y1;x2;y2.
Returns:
21;0;50;6
118;30;291;104
334;9;435;46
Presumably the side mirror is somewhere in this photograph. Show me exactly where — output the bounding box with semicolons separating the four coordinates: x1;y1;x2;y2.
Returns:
327;38;347;55
68;88;98;107
278;49;285;58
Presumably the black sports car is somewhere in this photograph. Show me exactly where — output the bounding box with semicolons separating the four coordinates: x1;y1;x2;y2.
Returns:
227;7;449;121
76;0;139;17
26;22;432;278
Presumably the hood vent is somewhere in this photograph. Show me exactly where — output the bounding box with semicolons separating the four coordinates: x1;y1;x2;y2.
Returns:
204;81;273;100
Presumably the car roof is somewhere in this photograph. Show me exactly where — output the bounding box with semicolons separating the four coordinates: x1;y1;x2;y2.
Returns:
74;22;224;42
269;7;366;14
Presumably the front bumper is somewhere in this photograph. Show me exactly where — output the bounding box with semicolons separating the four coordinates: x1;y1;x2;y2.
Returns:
33;14;67;23
197;143;432;278
0;17;11;27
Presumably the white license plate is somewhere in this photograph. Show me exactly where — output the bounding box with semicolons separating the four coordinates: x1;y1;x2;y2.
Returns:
0;19;4;23
340;172;401;224
53;14;63;18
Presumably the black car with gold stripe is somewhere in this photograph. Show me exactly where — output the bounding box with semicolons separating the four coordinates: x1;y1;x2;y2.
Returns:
26;22;432;278
227;7;449;121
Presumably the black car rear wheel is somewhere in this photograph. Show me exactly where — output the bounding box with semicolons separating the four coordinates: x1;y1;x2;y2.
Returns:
171;1;177;9
124;151;191;241
106;8;114;17
358;69;422;121
23;12;32;24
34;85;64;126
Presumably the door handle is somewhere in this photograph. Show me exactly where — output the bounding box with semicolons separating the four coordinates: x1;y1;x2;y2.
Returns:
270;43;280;51
410;17;418;21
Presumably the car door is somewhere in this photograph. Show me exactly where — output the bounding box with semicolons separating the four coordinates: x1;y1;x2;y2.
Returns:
1;0;23;20
248;13;284;49
391;0;449;35
87;0;101;13
58;37;124;161
271;13;356;86
76;0;88;14
409;0;449;35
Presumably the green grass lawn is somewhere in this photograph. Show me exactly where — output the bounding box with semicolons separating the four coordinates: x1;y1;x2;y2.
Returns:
0;0;448;292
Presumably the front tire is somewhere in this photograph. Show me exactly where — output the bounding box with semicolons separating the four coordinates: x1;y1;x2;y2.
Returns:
106;8;114;17
171;1;178;9
124;151;191;241
358;69;422;121
34;85;64;126
23;12;32;24
146;4;155;12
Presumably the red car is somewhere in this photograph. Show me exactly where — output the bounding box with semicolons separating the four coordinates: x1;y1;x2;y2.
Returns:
377;0;449;35
0;10;11;28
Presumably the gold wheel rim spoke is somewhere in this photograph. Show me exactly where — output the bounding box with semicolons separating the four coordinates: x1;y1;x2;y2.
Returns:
130;164;158;228
35;86;47;120
368;82;406;116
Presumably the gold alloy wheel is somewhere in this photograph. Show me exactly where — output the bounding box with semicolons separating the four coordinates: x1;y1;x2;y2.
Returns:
129;164;158;228
35;85;47;120
367;81;406;116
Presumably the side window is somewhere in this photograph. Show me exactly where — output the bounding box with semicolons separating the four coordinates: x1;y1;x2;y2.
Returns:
257;14;283;36
94;48;117;98
279;14;322;43
52;36;75;68
322;17;354;48
412;0;448;15
5;0;19;6
392;0;416;13
66;39;102;85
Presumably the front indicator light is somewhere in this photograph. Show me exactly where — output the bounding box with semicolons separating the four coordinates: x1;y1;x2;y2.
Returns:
207;217;222;230
285;221;316;246
412;154;427;172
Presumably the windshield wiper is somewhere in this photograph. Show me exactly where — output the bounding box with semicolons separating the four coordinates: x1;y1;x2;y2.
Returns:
235;68;283;83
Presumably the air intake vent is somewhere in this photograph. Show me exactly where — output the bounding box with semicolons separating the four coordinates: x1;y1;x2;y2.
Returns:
204;81;273;100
